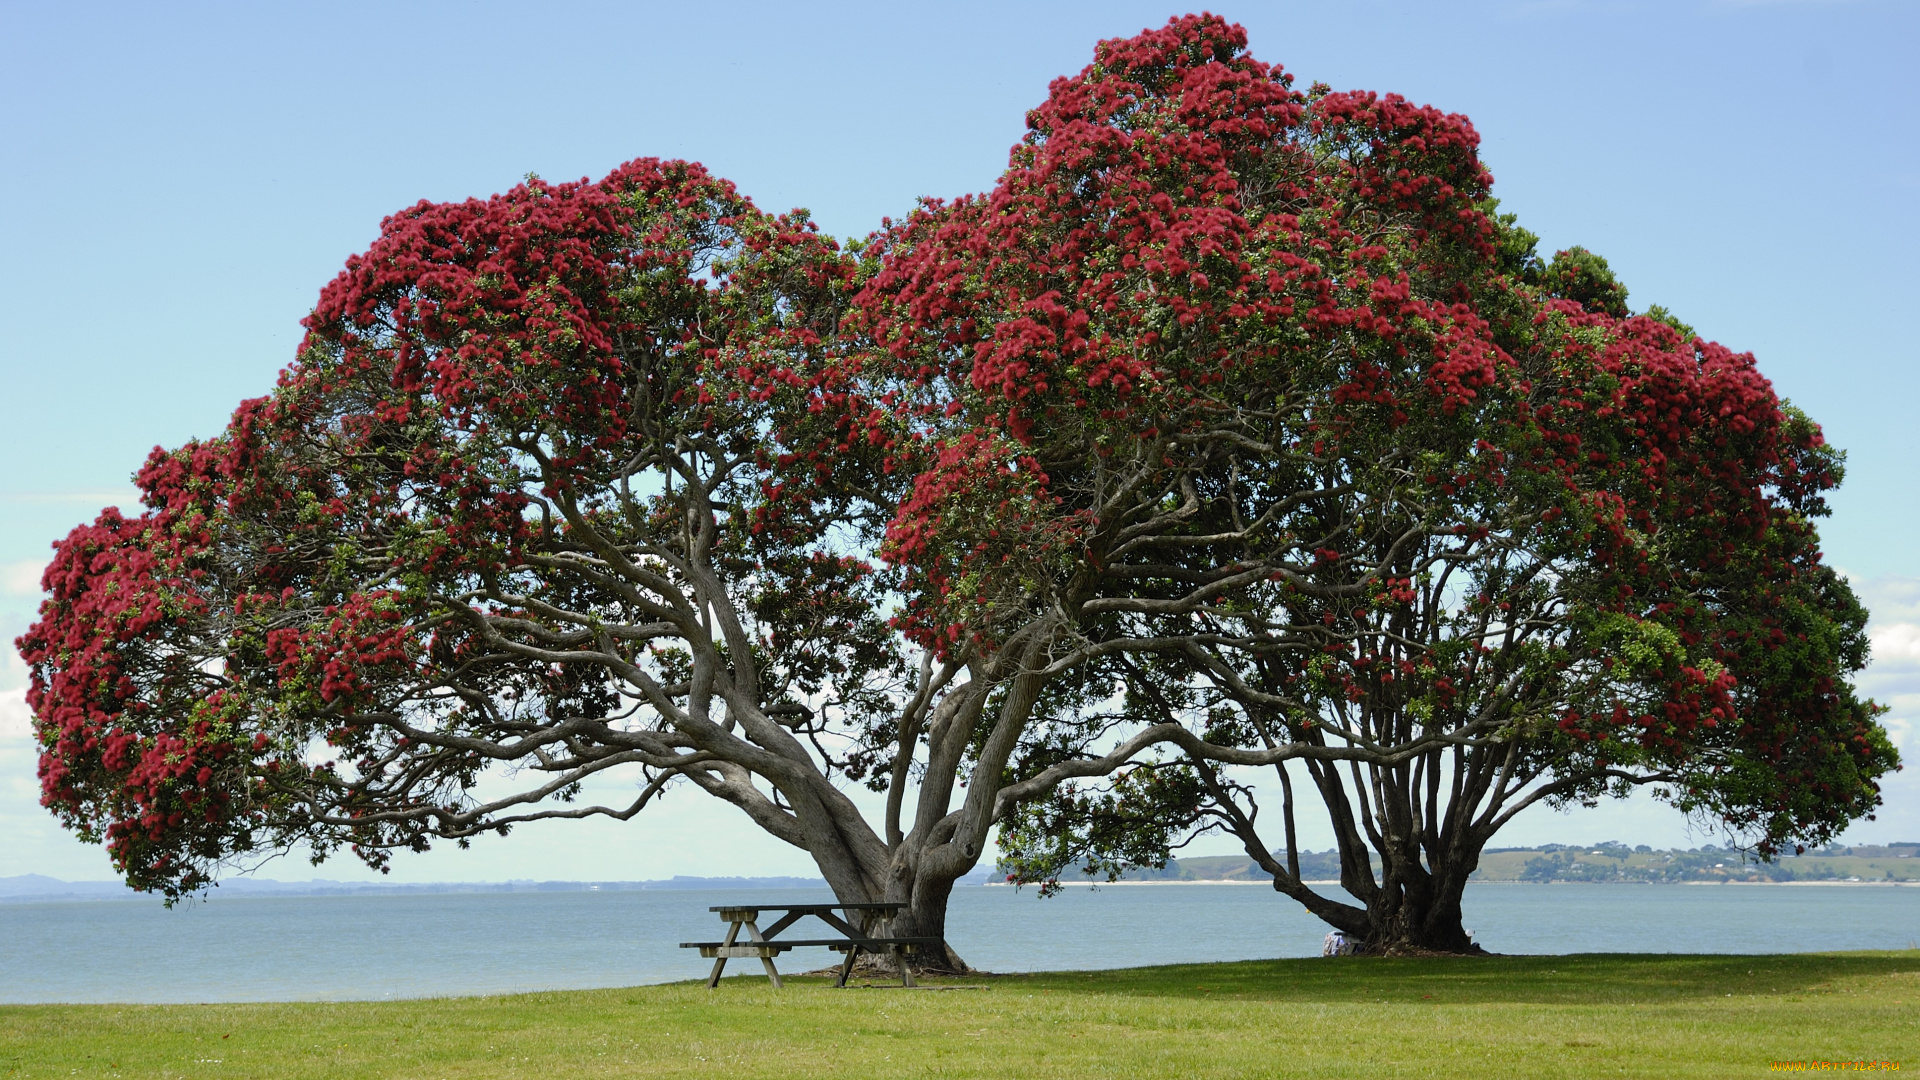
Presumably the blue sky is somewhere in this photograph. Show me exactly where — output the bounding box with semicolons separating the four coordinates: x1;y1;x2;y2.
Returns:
3;0;1916;883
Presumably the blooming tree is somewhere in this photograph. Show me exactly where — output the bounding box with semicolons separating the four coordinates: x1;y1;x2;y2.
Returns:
17;160;1057;970
857;15;1897;953
19;15;1896;964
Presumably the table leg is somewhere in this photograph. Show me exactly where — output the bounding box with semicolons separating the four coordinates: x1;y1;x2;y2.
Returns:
707;917;744;989
834;947;859;988
893;945;916;988
744;919;782;989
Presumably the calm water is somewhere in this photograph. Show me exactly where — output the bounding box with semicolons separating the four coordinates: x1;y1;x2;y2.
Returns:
2;883;1914;1003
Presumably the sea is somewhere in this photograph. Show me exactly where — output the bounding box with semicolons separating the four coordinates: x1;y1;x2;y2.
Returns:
2;882;1914;1004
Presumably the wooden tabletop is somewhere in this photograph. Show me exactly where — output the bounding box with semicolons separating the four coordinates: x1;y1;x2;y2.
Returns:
708;902;903;914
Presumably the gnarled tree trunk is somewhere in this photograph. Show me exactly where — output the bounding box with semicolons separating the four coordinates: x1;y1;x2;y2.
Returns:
1198;748;1497;956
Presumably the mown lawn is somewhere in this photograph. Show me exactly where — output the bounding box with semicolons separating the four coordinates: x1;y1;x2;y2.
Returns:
2;952;1915;1078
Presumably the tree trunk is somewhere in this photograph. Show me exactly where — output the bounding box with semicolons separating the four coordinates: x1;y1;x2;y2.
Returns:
1355;868;1481;955
1209;759;1490;956
890;867;970;974
799;822;976;975
1341;831;1486;955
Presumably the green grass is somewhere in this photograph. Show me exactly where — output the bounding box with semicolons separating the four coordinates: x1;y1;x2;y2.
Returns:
4;953;1917;1078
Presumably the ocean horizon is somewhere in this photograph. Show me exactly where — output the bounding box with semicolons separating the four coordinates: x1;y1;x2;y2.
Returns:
3;881;1914;1005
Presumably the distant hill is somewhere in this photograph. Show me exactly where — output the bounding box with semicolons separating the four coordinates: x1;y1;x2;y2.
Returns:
0;874;141;901
1474;843;1920;884
12;844;1913;901
1022;842;1920;885
0;871;992;902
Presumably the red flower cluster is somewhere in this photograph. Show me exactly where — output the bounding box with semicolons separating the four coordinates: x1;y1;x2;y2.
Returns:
15;14;1892;903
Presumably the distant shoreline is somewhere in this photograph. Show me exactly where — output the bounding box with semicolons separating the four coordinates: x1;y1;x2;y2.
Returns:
9;856;1914;902
993;878;1916;888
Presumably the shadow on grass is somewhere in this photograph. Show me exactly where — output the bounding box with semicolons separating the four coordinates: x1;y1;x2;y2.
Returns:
970;952;1920;1005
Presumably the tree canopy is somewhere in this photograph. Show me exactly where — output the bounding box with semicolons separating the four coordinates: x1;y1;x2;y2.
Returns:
917;18;1895;951
19;14;1895;957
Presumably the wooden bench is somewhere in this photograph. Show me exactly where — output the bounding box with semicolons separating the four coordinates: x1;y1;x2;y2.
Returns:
679;903;941;988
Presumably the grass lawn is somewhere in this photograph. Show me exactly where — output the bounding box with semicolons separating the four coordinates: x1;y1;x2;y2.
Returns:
3;952;1916;1078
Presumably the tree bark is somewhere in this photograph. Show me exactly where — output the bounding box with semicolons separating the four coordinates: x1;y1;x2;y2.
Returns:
1204;752;1492;956
1351;847;1484;955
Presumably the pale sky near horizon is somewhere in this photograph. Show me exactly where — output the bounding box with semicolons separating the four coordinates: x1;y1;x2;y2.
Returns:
2;0;1917;885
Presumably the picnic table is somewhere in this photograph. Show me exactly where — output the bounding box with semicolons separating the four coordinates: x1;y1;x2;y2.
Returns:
679;902;942;989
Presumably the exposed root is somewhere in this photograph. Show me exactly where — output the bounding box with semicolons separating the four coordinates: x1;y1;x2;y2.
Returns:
1356;941;1494;958
793;952;979;980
